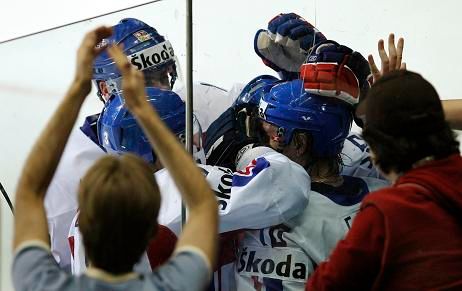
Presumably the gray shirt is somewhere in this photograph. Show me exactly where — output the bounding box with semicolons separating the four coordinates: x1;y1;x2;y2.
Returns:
12;241;211;291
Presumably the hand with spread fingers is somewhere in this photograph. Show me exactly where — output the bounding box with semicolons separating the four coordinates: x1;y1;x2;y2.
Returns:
107;44;147;113
74;26;112;95
368;33;406;84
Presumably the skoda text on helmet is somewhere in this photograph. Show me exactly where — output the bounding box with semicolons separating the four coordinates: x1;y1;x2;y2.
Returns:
258;79;352;157
93;18;178;101
97;87;186;164
299;40;371;106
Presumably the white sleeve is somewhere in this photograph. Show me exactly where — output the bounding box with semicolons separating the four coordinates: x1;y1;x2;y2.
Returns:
175;82;234;131
47;211;76;272
67;212;87;275
156;150;310;234
208;150;310;232
341;132;383;179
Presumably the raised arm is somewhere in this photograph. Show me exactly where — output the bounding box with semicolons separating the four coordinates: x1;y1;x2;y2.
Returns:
107;45;218;268
367;33;462;130
13;27;112;249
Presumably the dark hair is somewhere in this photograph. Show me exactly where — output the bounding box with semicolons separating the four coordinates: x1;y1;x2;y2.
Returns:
362;124;459;174
293;130;343;178
78;154;160;274
362;70;459;174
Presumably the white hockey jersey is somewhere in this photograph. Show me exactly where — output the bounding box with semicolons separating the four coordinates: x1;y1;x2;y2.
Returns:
175;82;239;131
234;176;389;291
341;132;382;179
67;149;311;291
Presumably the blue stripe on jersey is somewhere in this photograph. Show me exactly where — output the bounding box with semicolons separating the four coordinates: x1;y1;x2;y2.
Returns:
232;157;271;187
311;175;370;206
263;277;283;291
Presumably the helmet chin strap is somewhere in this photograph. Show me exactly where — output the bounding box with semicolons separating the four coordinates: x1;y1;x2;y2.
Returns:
169;64;178;89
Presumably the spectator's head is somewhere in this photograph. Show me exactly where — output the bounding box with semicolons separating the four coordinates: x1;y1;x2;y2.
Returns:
93;18;179;102
256;79;352;176
98;88;205;167
362;70;459;176
78;153;161;274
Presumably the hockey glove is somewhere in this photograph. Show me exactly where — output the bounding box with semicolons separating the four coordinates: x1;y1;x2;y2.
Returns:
300;40;371;106
255;13;326;80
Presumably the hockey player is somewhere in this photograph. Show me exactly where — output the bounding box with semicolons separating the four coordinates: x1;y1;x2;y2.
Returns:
93;18;234;131
205;13;382;179
233;42;389;290
44;18;231;272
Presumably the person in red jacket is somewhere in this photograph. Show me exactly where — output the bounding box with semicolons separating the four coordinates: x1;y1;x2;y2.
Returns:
307;69;462;290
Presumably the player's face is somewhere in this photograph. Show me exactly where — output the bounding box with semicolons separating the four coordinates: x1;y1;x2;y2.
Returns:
258;120;285;150
257;120;308;167
144;66;173;90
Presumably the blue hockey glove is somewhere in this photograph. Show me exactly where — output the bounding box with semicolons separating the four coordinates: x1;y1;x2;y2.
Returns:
255;13;326;80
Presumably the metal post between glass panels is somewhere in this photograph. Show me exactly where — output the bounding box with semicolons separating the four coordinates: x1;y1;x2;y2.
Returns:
182;0;193;227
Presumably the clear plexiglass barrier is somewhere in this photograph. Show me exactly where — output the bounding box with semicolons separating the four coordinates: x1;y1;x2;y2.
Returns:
1;0;462;289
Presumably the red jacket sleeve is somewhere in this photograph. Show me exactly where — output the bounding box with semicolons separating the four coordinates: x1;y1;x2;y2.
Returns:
307;205;385;291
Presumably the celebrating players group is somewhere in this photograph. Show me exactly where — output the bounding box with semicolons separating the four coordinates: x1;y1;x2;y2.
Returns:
10;13;462;291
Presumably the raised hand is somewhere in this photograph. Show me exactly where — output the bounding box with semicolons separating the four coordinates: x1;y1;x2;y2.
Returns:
368;33;406;84
107;44;147;113
75;26;112;95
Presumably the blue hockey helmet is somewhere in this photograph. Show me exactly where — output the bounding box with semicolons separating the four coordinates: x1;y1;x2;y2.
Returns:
233;75;281;109
93;18;178;100
258;79;352;157
97;87;185;163
300;40;371;106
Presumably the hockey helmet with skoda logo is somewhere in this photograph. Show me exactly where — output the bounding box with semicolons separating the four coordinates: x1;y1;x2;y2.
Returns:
93;18;179;101
258;79;352;157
